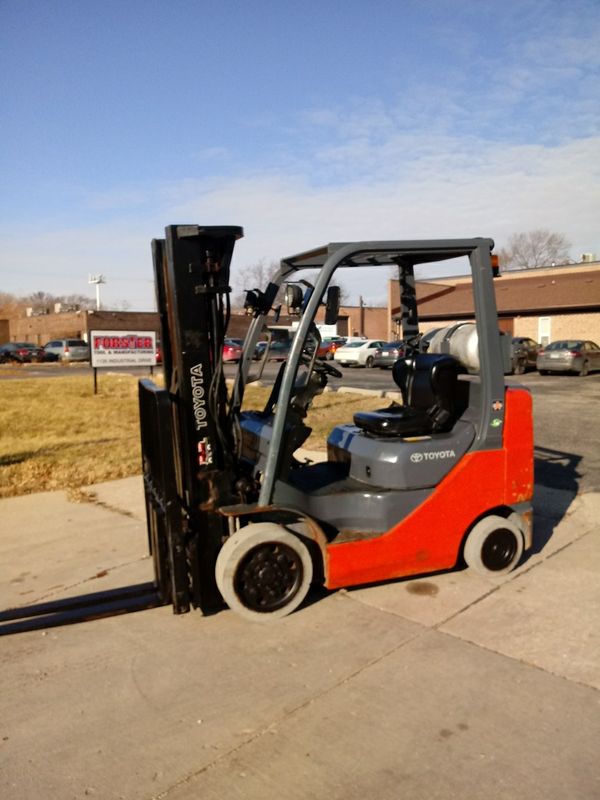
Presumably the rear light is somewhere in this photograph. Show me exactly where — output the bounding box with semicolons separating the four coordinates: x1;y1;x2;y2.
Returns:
65;346;69;353
569;350;581;356
538;349;545;356
491;253;500;278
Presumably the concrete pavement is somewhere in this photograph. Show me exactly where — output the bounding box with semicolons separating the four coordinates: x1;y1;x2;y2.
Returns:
1;475;599;800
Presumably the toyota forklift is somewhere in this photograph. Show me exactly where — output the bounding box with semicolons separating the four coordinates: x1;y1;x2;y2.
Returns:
137;225;533;622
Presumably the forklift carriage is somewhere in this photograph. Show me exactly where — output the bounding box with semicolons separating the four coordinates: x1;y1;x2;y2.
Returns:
139;226;534;622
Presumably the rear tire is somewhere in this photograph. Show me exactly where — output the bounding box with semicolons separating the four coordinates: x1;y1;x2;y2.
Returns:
579;360;590;377
366;356;374;368
514;359;526;375
215;523;313;622
463;515;524;577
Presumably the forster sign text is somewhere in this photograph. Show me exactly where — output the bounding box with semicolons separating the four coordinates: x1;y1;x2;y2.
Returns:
90;330;157;368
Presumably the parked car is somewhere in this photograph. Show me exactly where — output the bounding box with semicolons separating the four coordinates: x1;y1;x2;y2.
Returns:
43;338;90;362
317;338;346;360
38;346;59;362
537;340;600;376
333;339;386;368
254;339;292;361
0;342;49;363
510;337;540;374
372;341;405;369
223;338;243;363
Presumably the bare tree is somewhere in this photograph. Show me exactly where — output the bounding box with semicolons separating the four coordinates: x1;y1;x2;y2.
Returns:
22;291;96;312
0;292;21;316
61;293;96;310
231;259;280;308
24;290;56;308
498;230;572;269
108;299;132;311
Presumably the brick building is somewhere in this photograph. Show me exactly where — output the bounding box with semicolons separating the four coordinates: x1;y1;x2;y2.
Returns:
3;259;598;349
2;309;161;346
389;260;600;345
315;305;389;339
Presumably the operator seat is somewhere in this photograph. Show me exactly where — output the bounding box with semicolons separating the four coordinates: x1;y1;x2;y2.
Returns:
353;353;468;437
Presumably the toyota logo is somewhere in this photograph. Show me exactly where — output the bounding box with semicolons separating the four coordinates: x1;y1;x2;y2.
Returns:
410;452;423;463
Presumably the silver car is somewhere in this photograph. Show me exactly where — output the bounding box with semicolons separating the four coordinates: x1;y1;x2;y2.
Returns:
537;340;600;376
372;342;405;369
43;338;90;362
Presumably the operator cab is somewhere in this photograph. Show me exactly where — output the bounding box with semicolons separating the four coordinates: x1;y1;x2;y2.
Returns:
235;240;507;540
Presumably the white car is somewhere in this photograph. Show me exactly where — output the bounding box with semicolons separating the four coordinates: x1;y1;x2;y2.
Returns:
333;339;386;368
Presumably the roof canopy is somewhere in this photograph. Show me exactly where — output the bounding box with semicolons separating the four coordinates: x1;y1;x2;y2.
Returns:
281;239;494;271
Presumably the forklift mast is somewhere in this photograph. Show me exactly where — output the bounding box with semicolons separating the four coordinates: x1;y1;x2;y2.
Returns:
139;225;243;614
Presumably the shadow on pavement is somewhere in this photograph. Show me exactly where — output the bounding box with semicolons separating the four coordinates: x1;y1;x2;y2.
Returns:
530;444;582;557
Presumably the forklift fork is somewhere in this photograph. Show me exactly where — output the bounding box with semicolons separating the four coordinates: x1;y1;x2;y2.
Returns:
0;583;164;636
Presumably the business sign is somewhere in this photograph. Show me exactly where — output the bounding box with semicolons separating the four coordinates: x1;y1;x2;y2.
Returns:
90;330;157;368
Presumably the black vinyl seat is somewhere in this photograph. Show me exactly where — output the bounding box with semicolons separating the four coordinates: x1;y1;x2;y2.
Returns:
353;353;468;437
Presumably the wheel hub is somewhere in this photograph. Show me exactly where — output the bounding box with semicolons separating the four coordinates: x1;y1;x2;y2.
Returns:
481;528;518;571
234;542;303;612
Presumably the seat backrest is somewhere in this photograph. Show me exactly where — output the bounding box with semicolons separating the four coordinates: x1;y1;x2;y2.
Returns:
392;353;467;431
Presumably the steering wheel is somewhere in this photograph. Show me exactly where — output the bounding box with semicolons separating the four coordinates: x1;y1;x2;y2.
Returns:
313;357;342;378
300;353;343;379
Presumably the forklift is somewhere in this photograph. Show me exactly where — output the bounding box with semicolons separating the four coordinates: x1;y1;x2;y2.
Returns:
138;225;534;622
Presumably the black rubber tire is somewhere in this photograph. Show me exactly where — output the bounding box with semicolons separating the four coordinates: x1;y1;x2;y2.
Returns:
463;515;524;577
215;523;313;622
579;360;589;377
326;351;334;360
539;369;549;375
365;356;374;368
513;359;526;375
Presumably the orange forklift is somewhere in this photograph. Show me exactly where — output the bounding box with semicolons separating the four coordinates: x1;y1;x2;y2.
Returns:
0;227;533;633
140;226;533;621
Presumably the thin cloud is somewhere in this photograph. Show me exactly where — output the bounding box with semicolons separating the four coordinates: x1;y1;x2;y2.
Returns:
2;132;598;309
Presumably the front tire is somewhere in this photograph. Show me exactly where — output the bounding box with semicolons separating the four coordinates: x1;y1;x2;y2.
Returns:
215;523;313;621
463;515;524;577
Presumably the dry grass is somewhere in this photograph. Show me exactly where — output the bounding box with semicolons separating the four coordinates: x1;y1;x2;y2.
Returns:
0;374;385;498
0;374;145;499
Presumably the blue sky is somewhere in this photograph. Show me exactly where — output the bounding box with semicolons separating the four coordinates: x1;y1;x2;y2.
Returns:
2;0;599;308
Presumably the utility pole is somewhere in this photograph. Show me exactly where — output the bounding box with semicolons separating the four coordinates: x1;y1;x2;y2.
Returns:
88;274;106;310
359;295;364;336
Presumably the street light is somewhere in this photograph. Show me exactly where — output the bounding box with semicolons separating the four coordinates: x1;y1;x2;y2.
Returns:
88;274;106;310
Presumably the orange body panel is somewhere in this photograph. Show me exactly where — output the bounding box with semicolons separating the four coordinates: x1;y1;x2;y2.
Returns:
325;386;533;590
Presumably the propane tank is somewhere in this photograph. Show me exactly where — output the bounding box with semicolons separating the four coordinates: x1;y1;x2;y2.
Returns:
427;323;479;371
